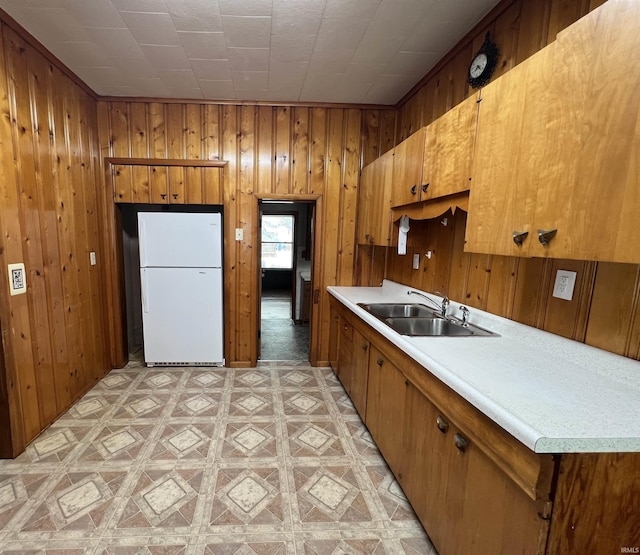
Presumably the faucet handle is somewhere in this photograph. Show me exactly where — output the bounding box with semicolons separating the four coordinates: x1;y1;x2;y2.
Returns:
459;306;470;326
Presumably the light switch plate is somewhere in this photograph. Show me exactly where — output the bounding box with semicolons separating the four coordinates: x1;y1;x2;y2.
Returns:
552;270;577;301
412;253;420;269
90;252;97;265
8;262;27;296
235;228;243;241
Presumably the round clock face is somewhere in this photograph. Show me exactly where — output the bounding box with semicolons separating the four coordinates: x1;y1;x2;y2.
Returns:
469;53;488;79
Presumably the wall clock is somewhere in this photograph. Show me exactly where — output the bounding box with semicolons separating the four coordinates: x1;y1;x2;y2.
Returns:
468;32;499;89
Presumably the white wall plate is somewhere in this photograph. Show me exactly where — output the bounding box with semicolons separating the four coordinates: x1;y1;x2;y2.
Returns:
8;262;27;296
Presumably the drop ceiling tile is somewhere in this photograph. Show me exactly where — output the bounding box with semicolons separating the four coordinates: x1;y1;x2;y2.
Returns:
221;15;271;49
178;31;227;59
126;76;169;96
105;56;157;78
401;18;469;53
268;61;308;82
308;49;354;73
344;62;387;81
119;11;180;46
385;51;440;76
190;58;232;80
48;41;112;68
272;0;324;34
324;0;380;20
219;0;273;17
13;8;90;43
167;0;222;32
364;73;417;104
232;70;268;90
300;73;342;102
351;35;405;65
315;17;368;51
270;36;315;64
266;87;302;102
227;47;269;71
2;0;64;7
84;27;146;58
367;1;423;39
62;0;126;27
198;79;235;100
74;66;126;87
330;80;373;104
112;0;168;13
157;69;199;89
140;44;190;69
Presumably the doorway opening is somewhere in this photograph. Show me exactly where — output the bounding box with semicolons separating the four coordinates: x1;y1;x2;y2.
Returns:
259;200;314;361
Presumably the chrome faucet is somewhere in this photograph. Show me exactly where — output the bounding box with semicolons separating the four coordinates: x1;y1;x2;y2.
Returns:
407;290;449;318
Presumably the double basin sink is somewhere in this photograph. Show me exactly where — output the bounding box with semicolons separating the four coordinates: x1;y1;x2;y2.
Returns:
357;303;498;337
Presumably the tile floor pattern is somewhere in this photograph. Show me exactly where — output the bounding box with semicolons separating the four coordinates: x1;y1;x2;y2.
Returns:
0;361;436;554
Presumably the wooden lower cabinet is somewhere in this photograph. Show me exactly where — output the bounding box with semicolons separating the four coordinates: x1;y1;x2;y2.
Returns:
328;297;640;554
365;345;407;472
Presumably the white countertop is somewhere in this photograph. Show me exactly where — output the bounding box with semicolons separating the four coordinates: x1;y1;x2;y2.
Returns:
328;280;640;453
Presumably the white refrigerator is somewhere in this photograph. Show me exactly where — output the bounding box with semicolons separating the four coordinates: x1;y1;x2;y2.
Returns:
138;212;224;366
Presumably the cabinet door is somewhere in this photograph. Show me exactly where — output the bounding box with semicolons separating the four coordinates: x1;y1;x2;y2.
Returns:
328;304;340;373
391;129;426;207
365;345;407;472
442;426;550;555
401;383;451;551
337;318;354;394
357;151;393;246
528;1;640;262
423;93;479;200
465;47;552;256
350;328;369;419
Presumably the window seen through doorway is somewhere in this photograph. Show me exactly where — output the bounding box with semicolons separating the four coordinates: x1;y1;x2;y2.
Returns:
261;215;294;269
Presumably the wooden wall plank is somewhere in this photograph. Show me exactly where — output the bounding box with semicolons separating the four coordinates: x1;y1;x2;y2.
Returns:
185;166;203;204
292;107;309;195
148;102;166;158
256;105;273;194
132;165;150;203
309;108;327;195
129;102;148;158
168;166;185;204
166;103;184;159
203;167;222;204
274;106;291;194
185;104;202;159
149;166;169;203
202;104;220;160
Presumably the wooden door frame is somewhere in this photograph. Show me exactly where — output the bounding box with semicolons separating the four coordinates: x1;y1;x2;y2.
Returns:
255;194;322;366
100;157;227;369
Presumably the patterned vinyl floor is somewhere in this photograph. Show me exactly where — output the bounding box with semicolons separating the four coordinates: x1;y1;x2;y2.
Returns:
0;360;435;554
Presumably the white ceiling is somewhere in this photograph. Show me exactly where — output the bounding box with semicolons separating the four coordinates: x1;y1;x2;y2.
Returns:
0;0;500;105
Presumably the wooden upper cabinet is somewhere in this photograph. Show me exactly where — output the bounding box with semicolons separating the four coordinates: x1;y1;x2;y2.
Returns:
391;128;426;207
112;164;224;205
357;149;394;246
422;93;479;201
466;0;640;263
465;49;548;257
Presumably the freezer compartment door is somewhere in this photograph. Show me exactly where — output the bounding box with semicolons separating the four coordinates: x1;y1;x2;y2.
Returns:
141;267;223;365
138;212;222;268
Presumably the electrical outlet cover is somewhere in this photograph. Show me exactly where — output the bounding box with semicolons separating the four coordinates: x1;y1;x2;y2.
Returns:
552;270;577;301
8;262;27;296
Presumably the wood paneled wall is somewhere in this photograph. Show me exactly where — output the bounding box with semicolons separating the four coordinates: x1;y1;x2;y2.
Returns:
0;24;108;456
97;102;395;366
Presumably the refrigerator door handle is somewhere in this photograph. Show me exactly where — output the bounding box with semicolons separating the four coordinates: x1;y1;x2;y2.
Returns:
139;219;147;267
141;268;149;313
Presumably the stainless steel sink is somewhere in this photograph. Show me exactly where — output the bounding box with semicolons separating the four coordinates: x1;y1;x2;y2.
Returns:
384;317;497;337
357;303;438;318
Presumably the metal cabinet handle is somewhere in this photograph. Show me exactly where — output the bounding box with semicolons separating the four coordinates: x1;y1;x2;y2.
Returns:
537;229;557;245
454;433;469;452
422;183;429;193
436;416;449;433
376;357;383;366
512;230;528;246
410;185;417;195
362;343;368;351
